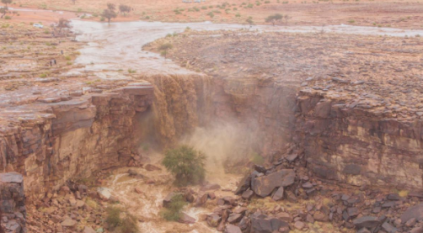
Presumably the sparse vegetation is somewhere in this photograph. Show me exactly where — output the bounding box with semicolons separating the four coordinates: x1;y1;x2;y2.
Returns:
119;4;131;16
246;16;254;27
102;3;117;23
162;145;206;186
161;194;186;221
158;43;173;59
105;207;139;233
265;13;283;26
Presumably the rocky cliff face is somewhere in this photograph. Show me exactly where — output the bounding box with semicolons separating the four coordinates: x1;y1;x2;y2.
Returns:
296;89;423;189
0;83;153;200
0;173;26;233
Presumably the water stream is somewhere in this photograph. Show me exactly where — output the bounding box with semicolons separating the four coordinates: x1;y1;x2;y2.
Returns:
70;19;423;77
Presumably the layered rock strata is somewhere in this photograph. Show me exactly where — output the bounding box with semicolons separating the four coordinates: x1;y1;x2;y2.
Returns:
0;82;153;199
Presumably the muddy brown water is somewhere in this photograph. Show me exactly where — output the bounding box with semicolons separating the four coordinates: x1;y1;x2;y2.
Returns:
70;19;423;77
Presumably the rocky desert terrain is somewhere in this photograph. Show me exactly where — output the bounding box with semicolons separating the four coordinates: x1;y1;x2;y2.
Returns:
4;0;423;28
2;1;423;233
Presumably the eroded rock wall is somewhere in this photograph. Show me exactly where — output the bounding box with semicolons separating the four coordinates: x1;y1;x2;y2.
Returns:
0;84;153;199
296;90;423;189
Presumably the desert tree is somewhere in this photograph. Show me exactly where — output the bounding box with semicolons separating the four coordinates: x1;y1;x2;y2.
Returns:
246;16;254;28
71;0;76;4
107;3;115;11
1;0;12;8
162;145;205;186
119;4;131;16
57;18;70;32
102;3;117;23
0;6;7;18
265;13;283;26
159;43;173;60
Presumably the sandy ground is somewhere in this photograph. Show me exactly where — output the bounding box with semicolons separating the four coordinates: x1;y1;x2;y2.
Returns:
0;0;421;29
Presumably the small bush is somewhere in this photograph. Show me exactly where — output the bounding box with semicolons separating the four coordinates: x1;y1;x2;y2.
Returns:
250;152;264;165
5;16;11;20
119;214;139;233
106;207;139;233
161;194;186;221
162;145;206;186
106;207;122;228
128;69;136;73
65;56;71;60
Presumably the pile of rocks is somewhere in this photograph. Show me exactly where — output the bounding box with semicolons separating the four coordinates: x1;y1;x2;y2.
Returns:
0;173;26;233
26;178;112;233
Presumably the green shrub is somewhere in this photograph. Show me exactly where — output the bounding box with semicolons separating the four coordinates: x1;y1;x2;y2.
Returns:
106;207;122;228
162;145;206;186
119;214;139;233
161;194;186;221
105;207;139;233
5;16;11;20
250;152;264;165
128;69;136;73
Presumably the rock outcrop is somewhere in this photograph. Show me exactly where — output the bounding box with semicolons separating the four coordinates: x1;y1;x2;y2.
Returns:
0;173;26;233
296;89;423;188
0;82;153;199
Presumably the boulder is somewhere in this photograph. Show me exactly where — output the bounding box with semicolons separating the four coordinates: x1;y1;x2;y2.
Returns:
272;187;284;201
207;214;221;227
195;192;209;207
225;224;242;233
0;173;23;183
242;189;254;200
294;221;305;230
228;213;243;223
250;213;289;233
382;222;398;233
353;216;380;229
251;169;295;197
97;187;112;200
401;203;423;222
235;173;252;195
178;213;196;224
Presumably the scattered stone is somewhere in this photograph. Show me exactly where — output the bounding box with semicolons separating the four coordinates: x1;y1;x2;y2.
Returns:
83;226;96;233
251;169;295;197
178;213;196;224
250;213;289;233
382;222;398;233
272;187;284;201
353;216;380;229
294;221;305;230
227;213;243;224
401;203;423;222
224;224;242;233
97;187;112;200
242;189;254;200
61;218;77;227
207;214;221;227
